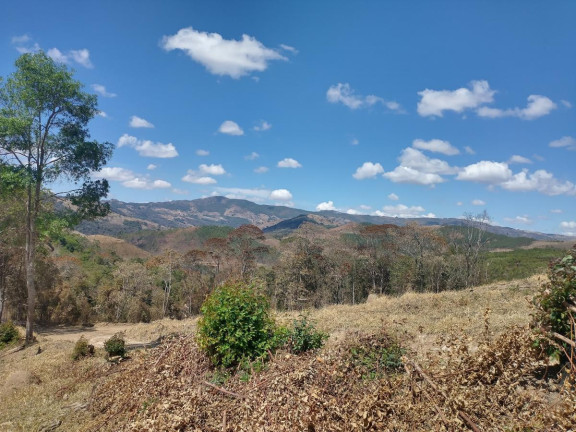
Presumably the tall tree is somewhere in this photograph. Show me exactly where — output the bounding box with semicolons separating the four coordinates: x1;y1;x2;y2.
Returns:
0;52;112;342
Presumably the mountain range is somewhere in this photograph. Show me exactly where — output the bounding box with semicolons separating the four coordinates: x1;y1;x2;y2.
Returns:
74;196;573;242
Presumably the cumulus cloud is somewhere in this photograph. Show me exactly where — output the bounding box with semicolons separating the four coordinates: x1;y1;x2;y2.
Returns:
161;27;286;78
561;221;576;230
199;164;226;175
196;149;210;156
47;47;93;68
388;193;399;201
91;84;117;98
549;136;576;150
472;199;486;206
417;80;495;117
218;120;244;136
130;115;154;128
253;120;271;131
254;166;269;174
270;189;293;201
147;164;157;170
316;201;336;211
374;204;435;218
181;174;217;184
464;146;476;155
117;134;178;158
383;166;445;185
477;95;557;120
346;209;360;215
352;162;384;180
245;152;259;160
456;161;512;184
509;155;532;164
412;139;459;155
92;167;171;189
500;169;576;196
398;148;458;175
277;158;302;168
326;83;402;111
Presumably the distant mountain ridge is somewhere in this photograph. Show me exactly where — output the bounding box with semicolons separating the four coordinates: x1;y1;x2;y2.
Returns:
75;196;573;241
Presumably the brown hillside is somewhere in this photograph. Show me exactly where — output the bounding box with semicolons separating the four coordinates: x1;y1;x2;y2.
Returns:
86;235;150;260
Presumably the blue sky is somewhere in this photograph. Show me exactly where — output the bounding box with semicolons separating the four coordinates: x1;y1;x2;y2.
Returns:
1;1;575;235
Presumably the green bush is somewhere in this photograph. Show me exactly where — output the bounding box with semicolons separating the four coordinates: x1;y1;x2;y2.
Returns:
286;314;328;354
349;333;405;380
72;335;94;360
104;333;126;357
197;282;278;368
533;247;576;360
0;321;19;348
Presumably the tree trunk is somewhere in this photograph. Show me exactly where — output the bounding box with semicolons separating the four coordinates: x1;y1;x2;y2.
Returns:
25;191;36;343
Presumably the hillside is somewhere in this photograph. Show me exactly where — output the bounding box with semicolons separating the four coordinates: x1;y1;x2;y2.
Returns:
1;275;574;430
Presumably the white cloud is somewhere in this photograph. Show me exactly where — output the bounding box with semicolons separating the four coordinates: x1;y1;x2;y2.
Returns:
161;27;286;78
504;216;533;225
172;188;189;195
11;34;31;44
117;134;178;158
352;162;384;180
561;221;576;230
92;166;170;189
509;155;532;164
245;152;259;160
182;173;217;184
472;199;486;206
374;204;435;218
549;136;576;150
147;164;157;170
277;158;302;168
398;148;458;175
316;201;336;211
218;120;244;136
270;189;293;201
97;111;108;118
47;47;93;68
360;205;372;210
130;115;154;128
456;202;463;206
346;209;360;215
351;138;359;146
326;83;402;111
254;166;269;174
213;187;271;202
464;146;476;155
501;169;576;196
383;166;445;185
417;80;495;117
561;100;572;108
550;209;563;214
477;95;557;120
196;149;210;156
92;167;136;182
253;120;271;131
388;193;399;201
123;178;171;190
456;161;512;184
199;163;226;175
91;84;116;98
279;44;298;54
412;139;459;156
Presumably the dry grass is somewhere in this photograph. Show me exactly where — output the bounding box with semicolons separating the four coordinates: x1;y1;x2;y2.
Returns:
1;275;571;431
86;234;151;260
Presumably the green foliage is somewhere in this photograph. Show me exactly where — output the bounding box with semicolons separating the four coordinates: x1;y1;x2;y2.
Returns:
485;248;563;282
439;226;534;250
197;282;277;368
104;333;126;357
285;314;328;354
0;321;19;348
348;333;405;380
72;335;94;360
533;247;576;358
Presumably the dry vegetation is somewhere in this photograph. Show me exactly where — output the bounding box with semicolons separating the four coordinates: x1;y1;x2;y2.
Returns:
1;274;574;431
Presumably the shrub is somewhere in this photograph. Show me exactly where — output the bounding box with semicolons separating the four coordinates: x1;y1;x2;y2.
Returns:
348;332;405;380
104;333;126;357
197;282;277;368
533;246;576;360
72;335;94;360
0;321;19;348
286;314;328;354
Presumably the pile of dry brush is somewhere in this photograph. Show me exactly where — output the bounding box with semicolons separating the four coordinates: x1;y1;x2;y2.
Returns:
83;325;575;431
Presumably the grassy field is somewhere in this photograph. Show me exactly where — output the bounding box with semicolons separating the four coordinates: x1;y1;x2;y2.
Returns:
0;274;573;431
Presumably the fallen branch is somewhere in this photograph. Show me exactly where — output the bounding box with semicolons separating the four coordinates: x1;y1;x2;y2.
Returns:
459;410;482;432
551;332;576;349
202;381;245;399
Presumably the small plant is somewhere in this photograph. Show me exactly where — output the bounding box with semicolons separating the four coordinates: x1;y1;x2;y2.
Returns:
286;314;328;354
104;333;126;358
197;282;277;368
348;333;405;380
0;321;20;349
72;335;94;360
533;247;576;362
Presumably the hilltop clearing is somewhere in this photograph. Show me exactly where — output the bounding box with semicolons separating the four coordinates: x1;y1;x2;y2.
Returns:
1;275;574;431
